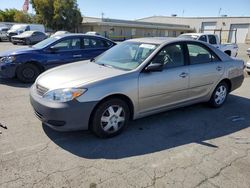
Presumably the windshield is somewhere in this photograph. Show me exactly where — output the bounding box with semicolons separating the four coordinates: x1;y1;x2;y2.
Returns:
32;37;59;49
10;25;26;30
95;42;158;70
20;31;33;36
178;34;199;40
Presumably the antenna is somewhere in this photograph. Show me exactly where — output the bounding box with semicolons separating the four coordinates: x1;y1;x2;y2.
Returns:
182;10;185;17
101;12;105;20
218;8;222;16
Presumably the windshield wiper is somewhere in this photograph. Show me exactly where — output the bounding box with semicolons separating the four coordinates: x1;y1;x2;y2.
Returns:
90;58;96;62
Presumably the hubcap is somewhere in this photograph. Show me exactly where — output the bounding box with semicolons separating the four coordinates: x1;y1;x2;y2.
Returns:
214;85;227;105
100;105;125;133
23;68;35;79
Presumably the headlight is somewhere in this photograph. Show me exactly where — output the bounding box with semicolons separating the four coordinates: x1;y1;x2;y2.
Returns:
43;88;87;102
0;56;16;64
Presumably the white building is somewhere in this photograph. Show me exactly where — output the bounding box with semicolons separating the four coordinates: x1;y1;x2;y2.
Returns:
138;16;250;44
81;17;193;41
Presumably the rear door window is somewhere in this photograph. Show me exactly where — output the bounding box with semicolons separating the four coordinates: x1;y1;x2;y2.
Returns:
84;38;109;49
187;43;220;65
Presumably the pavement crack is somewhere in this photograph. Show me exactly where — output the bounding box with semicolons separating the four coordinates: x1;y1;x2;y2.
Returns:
194;148;250;188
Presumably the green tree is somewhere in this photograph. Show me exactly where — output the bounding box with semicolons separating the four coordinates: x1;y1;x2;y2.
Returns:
30;0;82;31
0;9;34;23
14;11;33;23
0;9;17;22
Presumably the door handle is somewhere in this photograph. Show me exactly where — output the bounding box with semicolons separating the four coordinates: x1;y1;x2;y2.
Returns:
179;72;188;78
216;66;222;71
73;54;82;58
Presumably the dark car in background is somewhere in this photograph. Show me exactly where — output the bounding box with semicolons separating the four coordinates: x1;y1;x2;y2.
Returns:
0;34;116;82
11;31;47;45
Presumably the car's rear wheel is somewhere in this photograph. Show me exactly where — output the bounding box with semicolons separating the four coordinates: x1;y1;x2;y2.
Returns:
91;98;130;138
16;64;40;83
209;82;229;108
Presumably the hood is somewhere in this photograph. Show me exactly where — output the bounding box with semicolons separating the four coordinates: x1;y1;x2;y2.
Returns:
36;61;127;89
12;33;30;38
0;47;36;57
7;29;18;34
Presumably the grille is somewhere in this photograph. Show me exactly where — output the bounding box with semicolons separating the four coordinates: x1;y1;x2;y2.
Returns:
36;84;48;96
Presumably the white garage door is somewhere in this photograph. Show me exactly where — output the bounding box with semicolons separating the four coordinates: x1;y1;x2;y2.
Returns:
229;24;250;43
201;22;217;34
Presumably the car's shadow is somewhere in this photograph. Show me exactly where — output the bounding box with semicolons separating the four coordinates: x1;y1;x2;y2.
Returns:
43;94;250;159
0;78;32;88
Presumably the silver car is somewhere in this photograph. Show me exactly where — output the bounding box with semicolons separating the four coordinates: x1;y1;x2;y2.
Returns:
30;37;245;138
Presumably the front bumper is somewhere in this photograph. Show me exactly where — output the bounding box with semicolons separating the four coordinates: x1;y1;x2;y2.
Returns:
12;38;26;44
30;85;98;131
0;63;17;78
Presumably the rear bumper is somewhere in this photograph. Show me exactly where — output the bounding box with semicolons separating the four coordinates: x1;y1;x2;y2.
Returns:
230;75;244;91
30;85;98;131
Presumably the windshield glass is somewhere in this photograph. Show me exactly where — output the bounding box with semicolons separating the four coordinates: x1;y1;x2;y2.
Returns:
32;37;59;49
178;35;199;40
10;25;26;30
20;31;33;36
95;42;158;70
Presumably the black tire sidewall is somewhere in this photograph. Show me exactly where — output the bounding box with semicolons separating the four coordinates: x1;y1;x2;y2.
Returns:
209;82;228;108
16;64;40;83
91;98;130;138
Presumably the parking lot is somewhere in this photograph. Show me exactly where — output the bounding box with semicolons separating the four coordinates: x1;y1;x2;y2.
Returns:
0;42;250;188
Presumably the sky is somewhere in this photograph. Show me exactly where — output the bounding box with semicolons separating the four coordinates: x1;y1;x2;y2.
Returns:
0;0;249;20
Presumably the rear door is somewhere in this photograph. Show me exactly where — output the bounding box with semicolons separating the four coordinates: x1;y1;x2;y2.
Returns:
81;37;113;60
186;42;224;100
138;43;189;114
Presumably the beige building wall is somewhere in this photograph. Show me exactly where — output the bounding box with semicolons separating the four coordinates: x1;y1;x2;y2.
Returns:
138;16;250;43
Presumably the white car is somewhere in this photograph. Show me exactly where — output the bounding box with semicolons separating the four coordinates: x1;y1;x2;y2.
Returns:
247;48;250;57
246;60;250;75
179;33;238;57
50;31;70;38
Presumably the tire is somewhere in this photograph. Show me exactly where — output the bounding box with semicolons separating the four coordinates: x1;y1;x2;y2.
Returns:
209;82;229;108
16;64;40;83
91;98;130;138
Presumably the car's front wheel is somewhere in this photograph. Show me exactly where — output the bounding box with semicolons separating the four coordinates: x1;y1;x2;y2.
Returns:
209;82;229;108
91;98;130;138
16;64;40;83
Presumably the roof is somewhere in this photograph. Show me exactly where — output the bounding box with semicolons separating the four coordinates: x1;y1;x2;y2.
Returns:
127;37;186;45
138;15;250;20
82;16;192;31
52;33;114;42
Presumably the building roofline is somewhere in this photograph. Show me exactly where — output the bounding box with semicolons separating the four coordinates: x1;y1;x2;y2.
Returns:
137;15;250;20
82;16;191;29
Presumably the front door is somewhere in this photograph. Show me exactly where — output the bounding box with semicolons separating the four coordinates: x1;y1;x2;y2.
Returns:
44;37;82;68
138;43;189;115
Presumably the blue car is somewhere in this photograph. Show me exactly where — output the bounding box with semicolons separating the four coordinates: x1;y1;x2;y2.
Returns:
0;34;116;82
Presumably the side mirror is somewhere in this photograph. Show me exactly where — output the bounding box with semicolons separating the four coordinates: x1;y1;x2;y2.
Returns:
144;63;163;72
48;46;58;53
